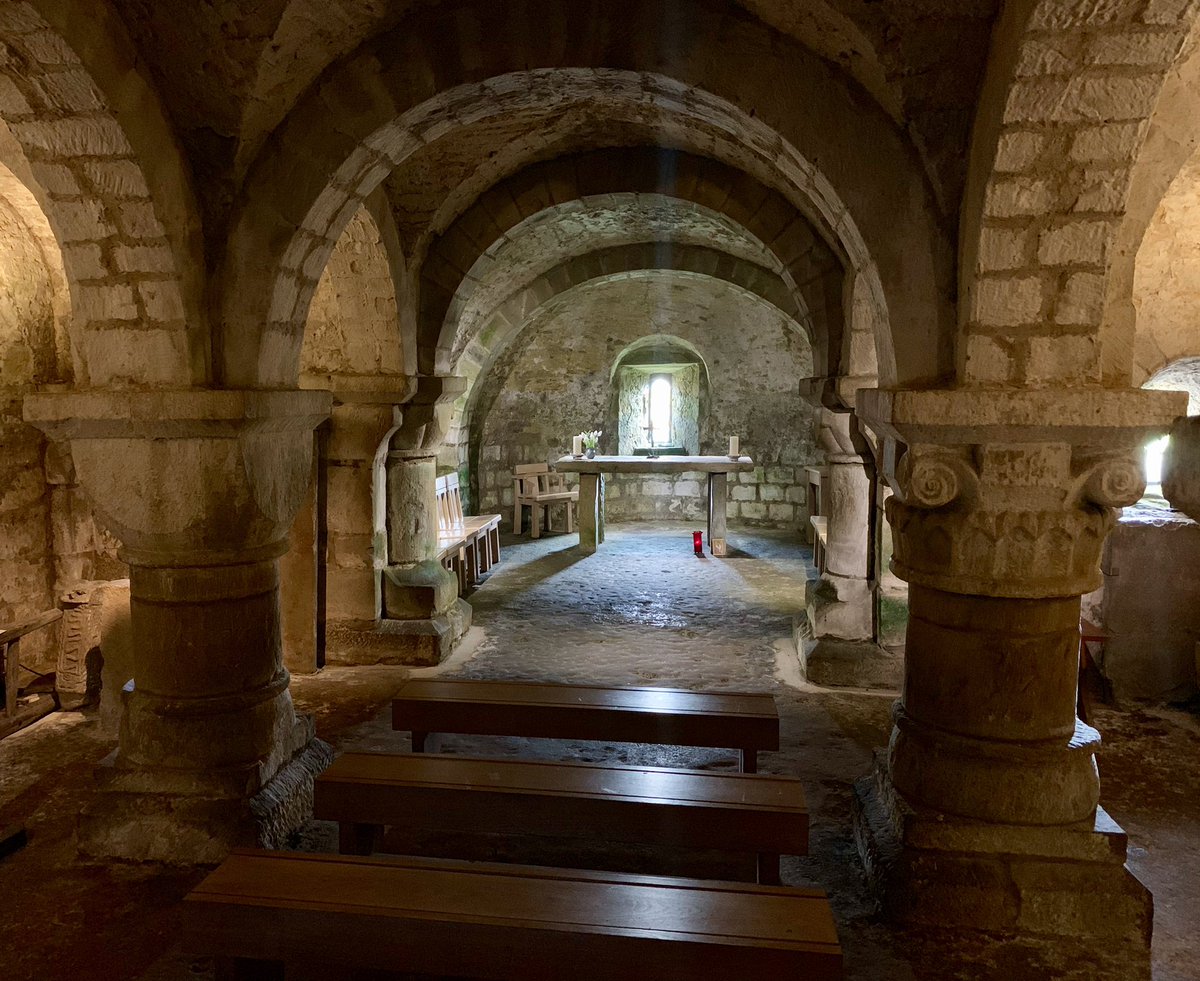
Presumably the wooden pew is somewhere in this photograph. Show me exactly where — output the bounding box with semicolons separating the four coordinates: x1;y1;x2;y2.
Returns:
315;752;808;884
392;678;779;772
435;473;502;593
183;850;843;980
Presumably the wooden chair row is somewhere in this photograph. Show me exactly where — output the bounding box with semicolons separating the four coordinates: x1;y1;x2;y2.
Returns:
435;472;502;593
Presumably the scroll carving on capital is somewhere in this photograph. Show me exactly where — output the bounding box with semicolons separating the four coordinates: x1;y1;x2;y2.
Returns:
1072;453;1146;510
894;447;977;510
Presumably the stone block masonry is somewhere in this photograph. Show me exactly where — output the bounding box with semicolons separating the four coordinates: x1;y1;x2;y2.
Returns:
466;274;822;532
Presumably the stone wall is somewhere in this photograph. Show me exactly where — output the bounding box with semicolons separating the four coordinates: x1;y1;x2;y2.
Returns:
1094;503;1200;702
471;273;819;529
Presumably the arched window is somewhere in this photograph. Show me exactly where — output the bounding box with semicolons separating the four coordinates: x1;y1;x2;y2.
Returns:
643;374;673;447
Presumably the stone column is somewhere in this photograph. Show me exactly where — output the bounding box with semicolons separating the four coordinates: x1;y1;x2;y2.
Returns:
378;375;470;665
852;387;1185;977
801;409;899;687
293;375;416;667
23;389;334;864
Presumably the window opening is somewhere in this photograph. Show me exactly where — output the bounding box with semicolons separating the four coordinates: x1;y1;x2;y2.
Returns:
643;374;672;447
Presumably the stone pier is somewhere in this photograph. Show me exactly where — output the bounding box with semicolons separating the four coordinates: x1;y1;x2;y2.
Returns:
801;408;899;688
24;390;335;864
851;387;1185;978
377;375;470;665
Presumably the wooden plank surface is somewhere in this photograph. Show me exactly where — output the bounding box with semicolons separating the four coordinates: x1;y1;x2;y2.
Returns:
315;753;808;855
392;679;780;752
184;850;842;981
556;455;753;475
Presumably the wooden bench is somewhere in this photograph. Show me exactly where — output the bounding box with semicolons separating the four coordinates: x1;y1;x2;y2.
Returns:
393;678;779;772
0;609;61;740
315;752;808;884
435;472;502;593
513;462;578;538
183;850;843;980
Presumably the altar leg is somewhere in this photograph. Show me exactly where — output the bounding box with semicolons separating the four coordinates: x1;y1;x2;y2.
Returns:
578;473;599;554
708;472;728;556
598;473;606;544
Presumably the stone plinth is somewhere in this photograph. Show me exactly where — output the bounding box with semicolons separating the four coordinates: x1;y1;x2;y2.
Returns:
24;389;334;864
852;385;1185;975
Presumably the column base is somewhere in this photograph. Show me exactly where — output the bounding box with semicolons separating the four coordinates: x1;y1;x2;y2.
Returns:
852;755;1152;974
77;734;335;865
325;599;472;667
797;635;902;689
805;573;873;640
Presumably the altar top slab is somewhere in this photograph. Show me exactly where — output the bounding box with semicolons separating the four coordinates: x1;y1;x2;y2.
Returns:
555;455;754;474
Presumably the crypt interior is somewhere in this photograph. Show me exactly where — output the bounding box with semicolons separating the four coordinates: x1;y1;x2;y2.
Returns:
1;0;1200;978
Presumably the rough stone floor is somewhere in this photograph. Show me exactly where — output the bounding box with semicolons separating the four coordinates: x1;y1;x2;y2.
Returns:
1;522;1198;981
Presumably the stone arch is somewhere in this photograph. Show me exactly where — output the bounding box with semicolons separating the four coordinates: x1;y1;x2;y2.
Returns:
0;2;204;387
451;242;810;385
220;0;955;390
443;249;811;472
1104;25;1200;386
463;269;819;526
425;153;839;377
959;0;1200;388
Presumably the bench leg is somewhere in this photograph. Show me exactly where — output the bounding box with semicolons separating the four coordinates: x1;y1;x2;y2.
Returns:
741;749;757;773
531;504;542;539
757;852;782;886
513;498;522;535
215;956;284;981
489;527;500;565
339;822;380;856
412;731;428;753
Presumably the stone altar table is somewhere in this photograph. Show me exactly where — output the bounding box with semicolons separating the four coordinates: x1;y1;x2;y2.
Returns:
555;455;754;556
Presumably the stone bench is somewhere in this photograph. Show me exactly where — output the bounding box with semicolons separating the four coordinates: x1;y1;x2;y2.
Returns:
315;752;808;884
392;678;779;772
183;849;842;980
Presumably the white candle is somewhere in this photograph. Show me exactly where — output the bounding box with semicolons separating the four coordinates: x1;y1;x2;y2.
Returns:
729;435;739;456
573;435;583;456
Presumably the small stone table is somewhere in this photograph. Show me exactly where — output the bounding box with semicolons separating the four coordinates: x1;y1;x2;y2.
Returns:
555;455;754;556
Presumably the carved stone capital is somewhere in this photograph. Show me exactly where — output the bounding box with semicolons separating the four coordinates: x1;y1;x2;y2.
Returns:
857;387;1186;598
387;374;466;455
24;389;331;566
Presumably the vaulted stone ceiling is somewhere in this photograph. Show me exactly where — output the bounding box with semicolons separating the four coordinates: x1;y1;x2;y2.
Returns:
105;0;999;233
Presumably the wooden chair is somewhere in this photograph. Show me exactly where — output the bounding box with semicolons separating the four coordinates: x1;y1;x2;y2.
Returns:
513;462;578;538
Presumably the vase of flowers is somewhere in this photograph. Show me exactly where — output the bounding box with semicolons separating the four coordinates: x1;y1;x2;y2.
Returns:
580;430;602;459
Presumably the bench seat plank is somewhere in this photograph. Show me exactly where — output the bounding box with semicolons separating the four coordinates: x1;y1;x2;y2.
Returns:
185;850;842;980
315;753;808;882
393;679;779;771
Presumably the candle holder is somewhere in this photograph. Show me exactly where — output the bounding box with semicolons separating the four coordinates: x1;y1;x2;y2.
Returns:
693;530;704;555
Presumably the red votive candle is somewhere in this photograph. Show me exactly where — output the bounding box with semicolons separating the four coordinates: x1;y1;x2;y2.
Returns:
693;530;703;554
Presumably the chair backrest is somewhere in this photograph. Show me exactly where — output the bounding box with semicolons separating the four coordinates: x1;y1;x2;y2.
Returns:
436;473;465;533
513;463;550;499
